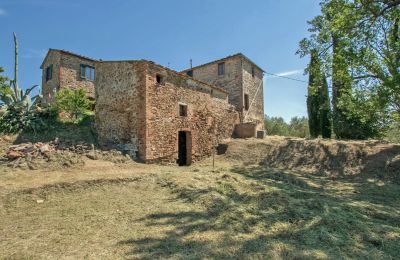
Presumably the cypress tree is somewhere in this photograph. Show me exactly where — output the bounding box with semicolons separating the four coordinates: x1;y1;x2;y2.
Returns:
319;73;332;138
307;50;321;138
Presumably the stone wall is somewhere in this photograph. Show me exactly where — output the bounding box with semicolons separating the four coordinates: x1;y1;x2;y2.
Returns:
95;61;147;158
41;50;61;103
234;123;257;138
184;54;265;131
144;62;239;163
241;58;264;130
186;55;243;110
60;54;96;99
41;50;97;104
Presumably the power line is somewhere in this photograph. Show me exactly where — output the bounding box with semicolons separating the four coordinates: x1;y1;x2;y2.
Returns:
264;71;308;84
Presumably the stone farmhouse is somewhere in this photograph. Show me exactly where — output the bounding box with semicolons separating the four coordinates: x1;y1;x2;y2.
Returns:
41;49;265;165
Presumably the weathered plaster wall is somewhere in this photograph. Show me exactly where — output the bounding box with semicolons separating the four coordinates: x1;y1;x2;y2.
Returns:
41;50;61;103
60;54;96;99
242;58;264;130
144;62;239;163
95;61;147;158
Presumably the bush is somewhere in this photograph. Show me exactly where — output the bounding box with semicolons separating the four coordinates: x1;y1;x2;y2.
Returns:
54;88;94;120
0;105;57;134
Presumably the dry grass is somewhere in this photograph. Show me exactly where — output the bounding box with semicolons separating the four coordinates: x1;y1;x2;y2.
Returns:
1;154;399;259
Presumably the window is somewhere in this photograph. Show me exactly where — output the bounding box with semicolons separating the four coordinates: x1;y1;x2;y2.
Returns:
179;104;187;117
186;70;193;77
80;64;95;81
45;64;53;82
156;74;163;84
218;62;225;75
244;94;249;110
252;67;255;78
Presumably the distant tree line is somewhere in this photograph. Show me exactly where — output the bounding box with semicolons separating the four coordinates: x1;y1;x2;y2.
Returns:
298;0;399;140
264;116;309;138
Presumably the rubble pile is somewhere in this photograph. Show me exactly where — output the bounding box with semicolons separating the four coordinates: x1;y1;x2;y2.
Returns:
6;142;54;160
2;138;131;170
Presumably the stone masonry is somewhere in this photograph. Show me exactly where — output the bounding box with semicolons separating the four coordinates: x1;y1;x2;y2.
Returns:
182;53;265;131
41;49;96;103
40;50;264;164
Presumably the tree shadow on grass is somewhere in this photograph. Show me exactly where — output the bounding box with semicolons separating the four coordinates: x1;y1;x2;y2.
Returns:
117;165;400;259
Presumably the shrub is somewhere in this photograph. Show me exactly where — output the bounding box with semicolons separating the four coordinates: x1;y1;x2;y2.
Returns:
54;88;94;120
0;105;57;134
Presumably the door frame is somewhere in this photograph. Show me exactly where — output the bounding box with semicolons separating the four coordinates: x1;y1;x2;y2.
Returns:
177;130;192;166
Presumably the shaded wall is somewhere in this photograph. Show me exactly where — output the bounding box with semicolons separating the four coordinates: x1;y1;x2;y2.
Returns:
95;61;147;158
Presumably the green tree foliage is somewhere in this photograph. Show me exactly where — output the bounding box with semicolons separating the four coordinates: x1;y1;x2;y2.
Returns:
297;0;399;139
265;116;289;136
307;50;321;138
265;116;309;138
307;51;332;138
289;116;310;138
319;74;332;138
0;67;12;100
54;88;94;120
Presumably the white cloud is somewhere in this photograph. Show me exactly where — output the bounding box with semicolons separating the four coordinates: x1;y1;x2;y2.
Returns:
275;69;303;77
0;8;6;16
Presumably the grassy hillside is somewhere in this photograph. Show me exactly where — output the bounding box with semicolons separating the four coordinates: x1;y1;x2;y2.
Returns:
1;149;399;259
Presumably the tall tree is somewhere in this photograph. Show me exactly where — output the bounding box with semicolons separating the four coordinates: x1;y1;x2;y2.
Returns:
319;73;332;138
297;0;399;139
307;50;321;138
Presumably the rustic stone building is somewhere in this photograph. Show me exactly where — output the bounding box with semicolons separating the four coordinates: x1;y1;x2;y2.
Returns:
40;50;265;164
182;53;265;134
41;49;96;103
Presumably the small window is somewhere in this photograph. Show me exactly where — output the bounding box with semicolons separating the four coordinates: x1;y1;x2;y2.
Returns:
80;64;95;81
179;104;187;117
156;74;163;84
252;67;255;78
218;62;225;75
186;70;193;77
45;64;53;82
244;94;249;110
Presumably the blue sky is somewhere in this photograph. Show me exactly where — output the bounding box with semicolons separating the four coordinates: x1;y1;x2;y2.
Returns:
0;0;321;122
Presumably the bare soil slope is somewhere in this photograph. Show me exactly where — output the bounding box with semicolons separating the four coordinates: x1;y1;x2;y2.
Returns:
223;136;400;180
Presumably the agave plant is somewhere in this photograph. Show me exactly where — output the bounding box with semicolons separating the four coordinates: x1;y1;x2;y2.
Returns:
0;33;42;111
0;33;46;133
